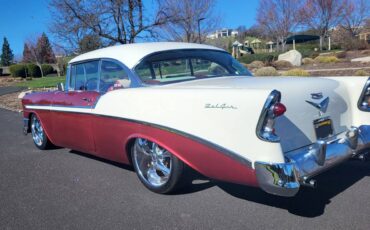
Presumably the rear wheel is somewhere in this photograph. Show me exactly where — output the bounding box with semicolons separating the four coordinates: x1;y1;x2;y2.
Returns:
30;114;52;150
131;138;184;194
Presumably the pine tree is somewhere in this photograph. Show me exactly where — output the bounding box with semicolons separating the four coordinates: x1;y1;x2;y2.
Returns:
22;43;33;63
0;37;14;66
36;33;56;63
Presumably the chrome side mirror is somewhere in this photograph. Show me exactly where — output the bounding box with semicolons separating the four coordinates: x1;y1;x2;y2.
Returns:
57;82;65;91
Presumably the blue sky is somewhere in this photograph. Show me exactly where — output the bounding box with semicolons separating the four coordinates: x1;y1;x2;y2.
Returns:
0;0;259;57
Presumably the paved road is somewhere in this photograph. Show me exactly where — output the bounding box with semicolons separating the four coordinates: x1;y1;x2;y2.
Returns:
1;108;370;230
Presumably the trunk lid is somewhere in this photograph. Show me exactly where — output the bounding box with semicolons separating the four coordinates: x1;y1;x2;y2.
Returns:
163;76;352;152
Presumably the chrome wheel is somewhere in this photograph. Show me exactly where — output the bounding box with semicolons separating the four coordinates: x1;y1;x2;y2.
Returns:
31;115;44;147
133;138;172;187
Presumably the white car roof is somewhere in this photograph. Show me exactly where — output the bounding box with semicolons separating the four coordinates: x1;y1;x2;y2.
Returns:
69;42;224;69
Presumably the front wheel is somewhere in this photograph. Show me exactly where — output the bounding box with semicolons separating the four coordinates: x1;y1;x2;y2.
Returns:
131;138;184;194
30;114;52;150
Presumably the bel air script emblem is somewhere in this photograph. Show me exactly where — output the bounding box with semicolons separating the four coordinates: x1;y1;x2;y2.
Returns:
306;92;330;115
205;103;238;110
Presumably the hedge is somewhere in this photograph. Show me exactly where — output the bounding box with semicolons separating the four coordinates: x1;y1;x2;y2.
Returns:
9;64;42;78
41;64;55;76
239;53;281;64
10;64;27;78
26;64;42;78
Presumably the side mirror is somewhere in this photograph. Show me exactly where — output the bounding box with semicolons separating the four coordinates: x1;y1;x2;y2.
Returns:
57;82;65;91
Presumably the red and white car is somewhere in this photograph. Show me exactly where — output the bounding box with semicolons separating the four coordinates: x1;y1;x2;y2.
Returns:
22;42;370;197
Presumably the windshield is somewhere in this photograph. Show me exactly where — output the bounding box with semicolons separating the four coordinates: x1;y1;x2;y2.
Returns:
134;49;252;85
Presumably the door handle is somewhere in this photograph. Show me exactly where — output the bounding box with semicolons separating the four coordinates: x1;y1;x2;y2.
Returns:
82;98;92;102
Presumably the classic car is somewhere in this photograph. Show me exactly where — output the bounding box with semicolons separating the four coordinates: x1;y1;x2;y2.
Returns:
22;42;370;197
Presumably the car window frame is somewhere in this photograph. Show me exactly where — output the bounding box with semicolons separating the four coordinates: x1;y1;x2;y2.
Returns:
66;58;140;93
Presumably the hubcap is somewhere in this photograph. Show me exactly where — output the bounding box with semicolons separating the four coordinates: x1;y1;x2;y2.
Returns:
133;138;172;187
31;115;44;146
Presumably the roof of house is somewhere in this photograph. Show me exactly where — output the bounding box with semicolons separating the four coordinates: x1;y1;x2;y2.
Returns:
69;42;223;69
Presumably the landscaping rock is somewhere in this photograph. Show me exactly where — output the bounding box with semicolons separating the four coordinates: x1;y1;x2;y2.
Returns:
278;50;302;66
351;56;370;63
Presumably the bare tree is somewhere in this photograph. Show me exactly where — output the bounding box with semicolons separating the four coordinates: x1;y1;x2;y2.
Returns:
156;0;219;43
342;0;370;37
257;0;304;52
49;0;171;52
300;0;347;50
26;39;44;78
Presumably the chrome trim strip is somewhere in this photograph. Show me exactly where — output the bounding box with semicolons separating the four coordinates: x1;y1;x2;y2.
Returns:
24;104;253;168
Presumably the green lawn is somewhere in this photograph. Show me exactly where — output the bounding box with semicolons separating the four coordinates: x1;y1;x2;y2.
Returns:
16;76;66;89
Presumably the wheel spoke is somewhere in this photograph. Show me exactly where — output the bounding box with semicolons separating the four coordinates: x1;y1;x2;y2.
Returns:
154;161;170;177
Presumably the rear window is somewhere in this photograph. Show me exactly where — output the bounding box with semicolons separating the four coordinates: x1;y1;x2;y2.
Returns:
134;49;252;85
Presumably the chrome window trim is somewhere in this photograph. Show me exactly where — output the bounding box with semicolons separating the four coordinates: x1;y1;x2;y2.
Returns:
130;48;252;86
67;58;143;92
358;77;370;112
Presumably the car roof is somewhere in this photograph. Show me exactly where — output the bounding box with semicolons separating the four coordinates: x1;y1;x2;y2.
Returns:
69;42;224;69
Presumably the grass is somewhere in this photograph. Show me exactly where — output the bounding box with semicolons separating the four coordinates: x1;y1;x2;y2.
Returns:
15;76;66;89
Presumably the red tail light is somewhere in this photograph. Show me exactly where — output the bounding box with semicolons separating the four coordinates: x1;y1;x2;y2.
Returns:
272;102;287;117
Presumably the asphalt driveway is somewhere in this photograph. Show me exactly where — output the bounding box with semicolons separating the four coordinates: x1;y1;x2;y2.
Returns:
1;108;370;229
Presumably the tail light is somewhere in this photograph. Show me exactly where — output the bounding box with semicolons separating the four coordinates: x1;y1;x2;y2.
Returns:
256;90;286;142
358;78;370;111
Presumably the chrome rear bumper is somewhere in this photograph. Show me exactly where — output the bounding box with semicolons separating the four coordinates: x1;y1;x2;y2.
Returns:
255;125;370;197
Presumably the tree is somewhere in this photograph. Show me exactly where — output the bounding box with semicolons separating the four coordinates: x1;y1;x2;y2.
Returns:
257;0;304;52
300;0;347;50
49;0;172;52
342;0;370;37
1;37;14;66
156;0;219;43
78;34;102;53
22;43;33;63
24;33;56;77
37;33;56;63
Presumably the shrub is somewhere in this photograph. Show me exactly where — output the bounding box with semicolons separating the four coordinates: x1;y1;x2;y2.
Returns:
314;56;339;63
26;64;42;78
41;64;55;76
247;60;265;69
335;51;347;59
254;67;279;76
302;57;315;65
273;60;292;69
282;68;310;76
9;64;27;78
354;69;369;76
239;53;280;64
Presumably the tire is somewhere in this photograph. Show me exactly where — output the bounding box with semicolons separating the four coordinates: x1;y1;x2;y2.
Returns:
131;138;184;194
30;113;52;150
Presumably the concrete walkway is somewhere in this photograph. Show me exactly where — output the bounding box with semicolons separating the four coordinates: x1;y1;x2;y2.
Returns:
0;86;27;96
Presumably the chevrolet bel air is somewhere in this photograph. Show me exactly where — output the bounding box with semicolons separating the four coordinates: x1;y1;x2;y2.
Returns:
22;42;370;197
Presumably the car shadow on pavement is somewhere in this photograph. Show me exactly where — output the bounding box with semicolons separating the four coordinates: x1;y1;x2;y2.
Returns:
69;150;135;172
215;160;370;217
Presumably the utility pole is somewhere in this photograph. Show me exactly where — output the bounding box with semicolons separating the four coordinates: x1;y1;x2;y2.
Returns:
197;17;206;44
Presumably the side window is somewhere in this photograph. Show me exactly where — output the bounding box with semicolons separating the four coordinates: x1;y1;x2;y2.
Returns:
100;60;130;93
84;61;99;91
191;59;228;77
75;64;86;90
70;61;100;91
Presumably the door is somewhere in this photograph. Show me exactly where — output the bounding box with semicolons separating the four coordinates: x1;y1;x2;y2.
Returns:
51;60;101;153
